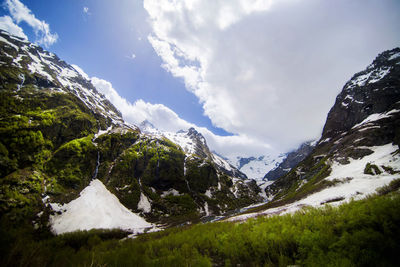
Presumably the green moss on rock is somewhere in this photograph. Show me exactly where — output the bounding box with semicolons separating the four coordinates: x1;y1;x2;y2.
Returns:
364;163;382;175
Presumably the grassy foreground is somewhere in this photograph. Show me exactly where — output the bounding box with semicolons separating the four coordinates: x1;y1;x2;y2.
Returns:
1;188;400;267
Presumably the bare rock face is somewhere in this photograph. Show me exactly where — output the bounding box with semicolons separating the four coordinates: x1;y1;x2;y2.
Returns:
322;48;400;140
265;48;400;201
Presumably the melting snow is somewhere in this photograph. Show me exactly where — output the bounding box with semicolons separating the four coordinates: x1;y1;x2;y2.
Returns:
161;188;182;197
389;52;400;61
137;193;152;213
94;125;113;139
0;36;19;50
352;110;395;129
258;180;274;200
205;189;212;198
164;131;197;155
50;179;154;235
203;202;210;216
212;153;233;171
71;64;90;80
228;143;400;222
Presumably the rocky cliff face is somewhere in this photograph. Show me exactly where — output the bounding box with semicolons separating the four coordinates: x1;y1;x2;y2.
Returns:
0;30;261;232
322;48;400;140
264;48;400;206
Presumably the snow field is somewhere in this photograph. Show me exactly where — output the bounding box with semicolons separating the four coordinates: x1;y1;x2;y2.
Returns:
50;179;156;235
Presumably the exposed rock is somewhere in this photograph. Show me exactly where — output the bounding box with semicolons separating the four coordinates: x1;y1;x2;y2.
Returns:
264;140;316;181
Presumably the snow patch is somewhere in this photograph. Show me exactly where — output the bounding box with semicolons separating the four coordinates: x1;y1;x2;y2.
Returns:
0;36;19;50
50;179;153;235
389;52;400;61
258;180;274;200
212;153;233;171
71;64;90;80
137;193;152;213
161;188;182;197
205;189;212;198
94;125;113;139
228;143;400;222
203;202;210;216
352;111;393;129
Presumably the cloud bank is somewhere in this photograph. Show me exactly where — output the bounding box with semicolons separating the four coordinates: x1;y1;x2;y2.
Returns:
0;15;27;39
92;77;274;157
1;0;58;47
143;0;400;151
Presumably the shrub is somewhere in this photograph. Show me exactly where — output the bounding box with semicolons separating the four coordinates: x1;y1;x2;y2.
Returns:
364;163;382;175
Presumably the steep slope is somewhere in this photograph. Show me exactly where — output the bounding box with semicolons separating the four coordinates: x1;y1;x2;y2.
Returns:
260;47;400;212
0;30;261;235
263;140;316;181
139;119;248;180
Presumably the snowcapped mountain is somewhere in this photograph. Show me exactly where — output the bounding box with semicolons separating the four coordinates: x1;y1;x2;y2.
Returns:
139;119;247;179
259;47;400;213
0;30;124;128
0;30;262;235
227;154;286;181
227;48;400;222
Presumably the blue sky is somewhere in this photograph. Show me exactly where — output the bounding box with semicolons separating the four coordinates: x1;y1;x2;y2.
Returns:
1;0;400;157
0;0;231;136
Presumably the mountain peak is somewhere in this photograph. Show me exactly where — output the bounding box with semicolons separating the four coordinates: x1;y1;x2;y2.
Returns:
322;47;400;139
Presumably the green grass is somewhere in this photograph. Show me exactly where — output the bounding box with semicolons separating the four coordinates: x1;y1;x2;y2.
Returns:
1;190;400;267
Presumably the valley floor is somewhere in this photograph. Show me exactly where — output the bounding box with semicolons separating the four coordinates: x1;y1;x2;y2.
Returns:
1;181;400;267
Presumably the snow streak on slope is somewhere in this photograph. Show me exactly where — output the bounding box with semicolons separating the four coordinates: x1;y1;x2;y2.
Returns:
50;180;154;235
228;143;400;222
139;121;238;175
0;30;124;126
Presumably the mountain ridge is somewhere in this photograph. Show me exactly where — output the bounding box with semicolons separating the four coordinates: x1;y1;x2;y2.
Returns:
240;47;400;217
0;30;262;233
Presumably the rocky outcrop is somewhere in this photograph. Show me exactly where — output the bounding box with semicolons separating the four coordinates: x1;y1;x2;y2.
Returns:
322;48;400;140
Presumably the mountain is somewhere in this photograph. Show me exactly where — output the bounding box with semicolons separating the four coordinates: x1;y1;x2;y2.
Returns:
256;47;400;212
139;120;248;180
1;34;399;267
263;140;316;181
0;30;262;234
228;153;286;180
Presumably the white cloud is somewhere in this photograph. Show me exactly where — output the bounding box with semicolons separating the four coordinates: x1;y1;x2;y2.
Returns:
130;53;136;59
0;15;27;39
143;0;400;151
83;7;89;14
91;76;275;157
4;0;58;47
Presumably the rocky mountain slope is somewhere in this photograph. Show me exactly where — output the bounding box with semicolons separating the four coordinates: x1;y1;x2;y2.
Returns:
140;120;247;180
0;30;261;234
248;47;400;216
263;140;316;181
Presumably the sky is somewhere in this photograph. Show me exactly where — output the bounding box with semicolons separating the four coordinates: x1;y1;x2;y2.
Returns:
1;0;400;158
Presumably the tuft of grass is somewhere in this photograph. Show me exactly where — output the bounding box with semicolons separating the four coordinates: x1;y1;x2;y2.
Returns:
376;178;400;195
